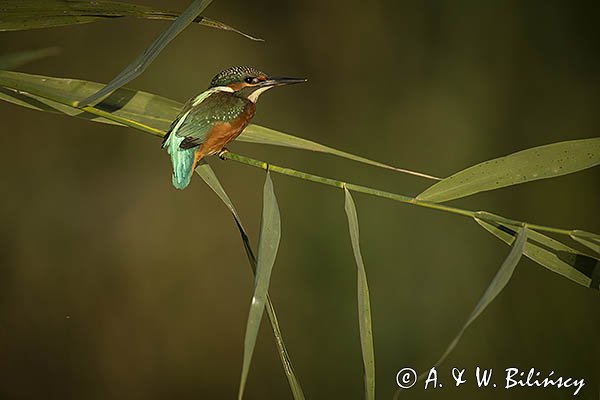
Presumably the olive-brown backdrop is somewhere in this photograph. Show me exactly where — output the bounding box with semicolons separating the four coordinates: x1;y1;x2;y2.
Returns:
0;1;598;399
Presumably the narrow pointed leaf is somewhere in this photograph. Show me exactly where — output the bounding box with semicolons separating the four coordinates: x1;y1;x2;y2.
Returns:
432;228;527;368
0;70;437;180
0;0;260;39
0;47;60;70
197;17;263;41
394;227;529;400
238;171;281;399
475;212;598;290
570;230;600;255
243;124;441;180
195;163;246;226
76;0;214;107
418;138;600;203
0;70;178;134
195;164;305;399
343;188;375;400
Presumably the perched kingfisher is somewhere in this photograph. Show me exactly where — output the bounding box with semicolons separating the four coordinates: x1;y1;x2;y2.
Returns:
162;66;306;189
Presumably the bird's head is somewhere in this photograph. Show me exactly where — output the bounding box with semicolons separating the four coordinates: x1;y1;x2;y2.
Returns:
209;66;306;103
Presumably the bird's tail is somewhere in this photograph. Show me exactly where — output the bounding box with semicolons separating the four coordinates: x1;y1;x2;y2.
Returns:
163;132;196;190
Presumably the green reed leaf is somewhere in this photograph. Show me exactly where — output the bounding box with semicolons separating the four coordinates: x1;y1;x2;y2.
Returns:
243;125;440;180
76;0;214;106
418;138;600;203
0;47;60;70
0;70;177;133
343;188;375;400
394;228;528;400
570;230;600;255
0;70;434;180
432;228;526;367
475;212;598;290
0;0;261;40
238;171;281;400
195;164;305;399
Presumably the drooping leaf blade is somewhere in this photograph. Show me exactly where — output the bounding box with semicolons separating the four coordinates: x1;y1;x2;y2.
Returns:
0;47;60;70
0;70;437;180
418;138;600;203
475;212;598;290
76;0;215;107
393;227;529;400
570;230;600;255
238;171;281;400
195;164;305;399
0;0;261;39
431;228;527;367
343;188;375;400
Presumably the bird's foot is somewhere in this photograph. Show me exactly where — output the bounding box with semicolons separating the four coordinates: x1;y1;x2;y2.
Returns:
218;148;229;160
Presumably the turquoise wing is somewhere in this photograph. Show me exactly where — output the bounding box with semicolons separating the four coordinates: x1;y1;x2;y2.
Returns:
161;91;213;189
162;110;197;189
161;89;246;190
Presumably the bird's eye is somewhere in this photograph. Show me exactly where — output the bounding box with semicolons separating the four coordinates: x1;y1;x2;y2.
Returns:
244;77;255;84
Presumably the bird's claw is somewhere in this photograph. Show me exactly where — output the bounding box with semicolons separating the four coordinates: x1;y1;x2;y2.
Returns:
218;148;229;160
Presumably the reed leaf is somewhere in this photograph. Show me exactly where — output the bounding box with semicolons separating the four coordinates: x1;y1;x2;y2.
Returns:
0;70;177;131
343;188;375;400
195;164;305;399
393;228;528;400
431;228;526;367
238;171;281;400
570;230;600;255
418;138;600;203
0;0;260;41
0;47;60;70
243;124;440;180
76;0;215;106
475;212;598;290
0;70;433;179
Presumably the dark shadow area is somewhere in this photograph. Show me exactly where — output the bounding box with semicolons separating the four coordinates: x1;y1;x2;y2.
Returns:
95;87;137;114
495;223;598;289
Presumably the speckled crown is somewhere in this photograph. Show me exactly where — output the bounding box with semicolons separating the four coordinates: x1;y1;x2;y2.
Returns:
210;66;267;87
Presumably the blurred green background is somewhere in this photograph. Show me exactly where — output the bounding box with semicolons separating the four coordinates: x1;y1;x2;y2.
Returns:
0;1;598;399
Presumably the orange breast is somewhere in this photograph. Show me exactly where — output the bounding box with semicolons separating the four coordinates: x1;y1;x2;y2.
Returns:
196;102;256;158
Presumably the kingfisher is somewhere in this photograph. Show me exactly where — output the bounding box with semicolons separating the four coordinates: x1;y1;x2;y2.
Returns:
162;66;306;189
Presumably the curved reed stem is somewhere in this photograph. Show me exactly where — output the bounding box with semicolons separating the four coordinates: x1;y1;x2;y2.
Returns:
76;104;597;239
220;151;586;238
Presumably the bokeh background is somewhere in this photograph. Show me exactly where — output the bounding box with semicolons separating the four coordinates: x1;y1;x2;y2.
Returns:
0;1;598;399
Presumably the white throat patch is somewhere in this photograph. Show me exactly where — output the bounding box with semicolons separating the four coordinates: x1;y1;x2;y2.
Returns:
247;86;273;103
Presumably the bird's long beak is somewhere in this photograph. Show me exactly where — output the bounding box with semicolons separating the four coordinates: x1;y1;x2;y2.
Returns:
260;76;308;87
